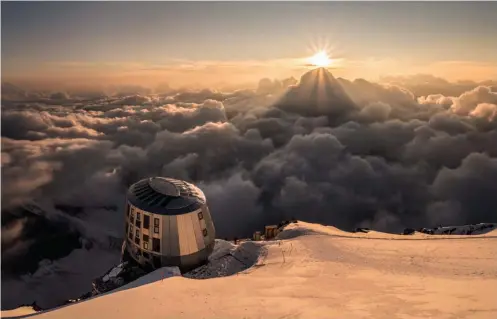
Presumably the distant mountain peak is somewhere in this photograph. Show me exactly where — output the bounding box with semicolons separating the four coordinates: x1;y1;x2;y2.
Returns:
274;68;357;119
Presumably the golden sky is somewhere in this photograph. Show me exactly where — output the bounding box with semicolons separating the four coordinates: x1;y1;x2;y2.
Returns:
2;2;497;88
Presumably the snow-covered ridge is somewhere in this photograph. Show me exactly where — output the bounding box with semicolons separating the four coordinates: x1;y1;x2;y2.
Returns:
3;221;497;319
420;223;496;235
278;221;497;240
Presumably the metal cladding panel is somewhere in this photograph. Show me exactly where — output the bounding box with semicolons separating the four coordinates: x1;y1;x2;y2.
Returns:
161;215;171;255
199;216;207;232
206;206;216;239
198;206;207;237
190;210;205;250
177;213;197;255
157;214;163;239
202;205;216;246
168;215;180;257
185;213;198;255
186;212;201;253
177;214;188;255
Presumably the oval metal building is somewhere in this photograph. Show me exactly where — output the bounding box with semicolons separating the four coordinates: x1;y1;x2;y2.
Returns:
122;177;216;273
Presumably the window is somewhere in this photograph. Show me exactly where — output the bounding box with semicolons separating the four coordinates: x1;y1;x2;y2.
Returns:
128;229;133;240
198;211;204;220
135;212;141;227
152;238;160;252
130;211;134;224
143;252;150;259
135;237;140;245
143;215;150;229
153;218;160;234
203;229;208;237
143;235;149;250
135;229;140;238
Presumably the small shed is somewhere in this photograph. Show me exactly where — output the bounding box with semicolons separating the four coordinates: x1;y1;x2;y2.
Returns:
265;225;279;239
253;231;262;241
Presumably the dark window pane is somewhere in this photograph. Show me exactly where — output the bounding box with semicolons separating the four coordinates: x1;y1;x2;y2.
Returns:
137;212;141;221
143;215;150;229
128;230;133;239
135;237;140;245
154;218;160;227
154;226;159;234
198;211;203;220
135;229;140;238
136;220;141;228
153;238;160;252
203;229;208;237
143;235;149;250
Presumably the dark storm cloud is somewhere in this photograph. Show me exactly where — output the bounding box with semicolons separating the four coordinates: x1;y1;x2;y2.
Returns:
431;153;497;223
1;137;115;209
3;71;497;230
2;70;497;309
199;173;264;239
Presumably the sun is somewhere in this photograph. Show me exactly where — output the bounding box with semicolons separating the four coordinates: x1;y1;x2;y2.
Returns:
308;51;331;67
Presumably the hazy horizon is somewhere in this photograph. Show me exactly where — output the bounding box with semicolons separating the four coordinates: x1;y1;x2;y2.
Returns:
2;2;497;89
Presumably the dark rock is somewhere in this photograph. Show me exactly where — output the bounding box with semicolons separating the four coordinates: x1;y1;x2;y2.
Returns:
355;228;370;233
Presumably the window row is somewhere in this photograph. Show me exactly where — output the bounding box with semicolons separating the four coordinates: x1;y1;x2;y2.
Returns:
128;208;160;234
126;228;162;253
129;207;205;229
125;209;208;252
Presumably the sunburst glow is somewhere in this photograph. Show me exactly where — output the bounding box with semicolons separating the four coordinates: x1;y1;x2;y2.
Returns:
308;51;331;67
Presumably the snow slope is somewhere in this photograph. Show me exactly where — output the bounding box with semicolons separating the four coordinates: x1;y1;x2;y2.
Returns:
1;307;37;318
8;221;497;319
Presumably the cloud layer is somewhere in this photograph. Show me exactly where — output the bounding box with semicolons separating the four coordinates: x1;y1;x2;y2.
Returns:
2;71;497;308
